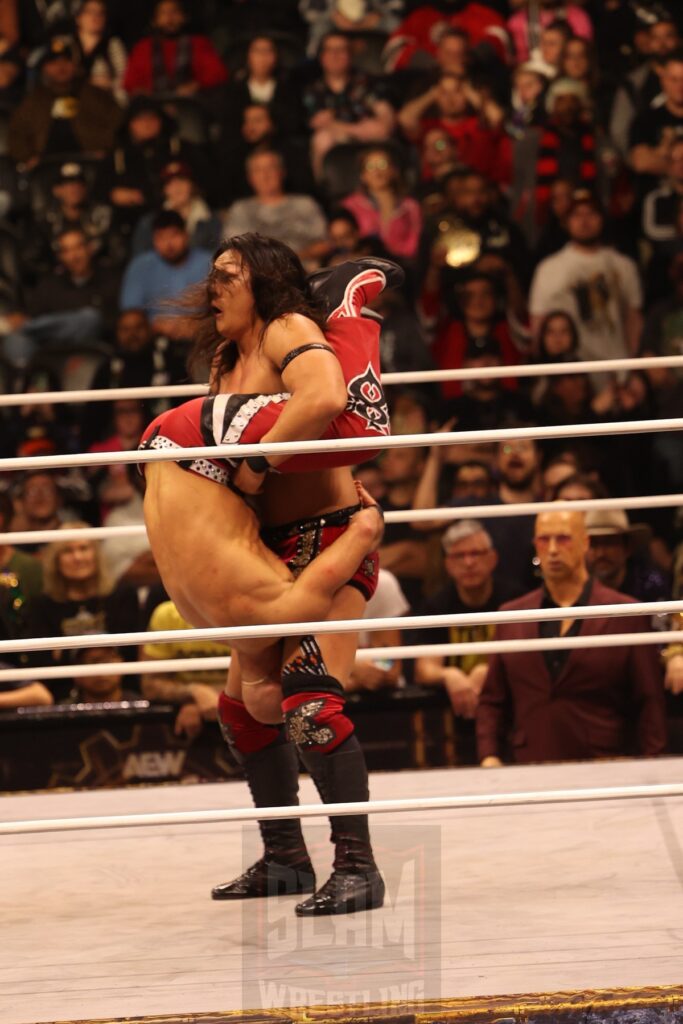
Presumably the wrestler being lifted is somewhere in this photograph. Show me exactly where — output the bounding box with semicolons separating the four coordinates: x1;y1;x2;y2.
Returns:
140;234;404;914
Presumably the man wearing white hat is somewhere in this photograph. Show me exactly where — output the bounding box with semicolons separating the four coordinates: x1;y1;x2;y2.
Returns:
585;509;671;604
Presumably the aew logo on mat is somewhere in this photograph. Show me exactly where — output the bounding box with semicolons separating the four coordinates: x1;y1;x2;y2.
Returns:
346;363;390;435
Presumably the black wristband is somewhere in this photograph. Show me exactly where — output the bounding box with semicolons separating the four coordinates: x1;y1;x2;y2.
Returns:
246;455;270;474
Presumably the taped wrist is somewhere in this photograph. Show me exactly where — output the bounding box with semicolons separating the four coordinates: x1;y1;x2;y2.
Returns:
218;692;283;764
281;672;354;754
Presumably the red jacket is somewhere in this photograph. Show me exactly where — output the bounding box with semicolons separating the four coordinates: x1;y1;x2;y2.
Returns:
386;4;509;70
476;579;667;764
420;115;511;184
124;35;227;93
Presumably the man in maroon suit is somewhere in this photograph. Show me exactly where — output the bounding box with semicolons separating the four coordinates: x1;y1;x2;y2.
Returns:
476;508;667;765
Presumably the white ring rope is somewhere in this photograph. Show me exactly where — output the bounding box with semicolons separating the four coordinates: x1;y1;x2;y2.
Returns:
4;354;683;408
2;630;682;684
1;600;680;656
1;493;681;547
3;782;683;836
2;417;683;474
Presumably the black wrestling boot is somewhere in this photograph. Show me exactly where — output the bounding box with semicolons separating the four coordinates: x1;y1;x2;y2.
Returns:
296;736;385;916
212;740;315;900
307;258;405;318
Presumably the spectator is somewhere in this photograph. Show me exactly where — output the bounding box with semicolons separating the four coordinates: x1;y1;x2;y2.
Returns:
97;96;212;243
340;146;422;262
384;3;508;73
87;307;187;416
223;35;303;137
69;646;139;703
378;447;430;607
610;16;680;159
418;126;463;186
419;173;531;313
629;49;683;183
72;0;127;103
508;60;549;136
303;32;395;178
415;520;512;720
348;569;410;693
20;524;141;702
301;0;403;60
8;33;122;167
553;471;605;502
532;177;573;263
9;472;75;538
541;452;580;499
223;148;328;266
476;508;667;765
427;273;523;401
559;36;596;88
220;102;315;202
0;492;44;630
585;509;671;604
2;226;119;368
399;73;508;185
141;599;229;739
537;19;573;76
508;1;593;64
641;140;683;293
101;466;159;589
511;79;601;245
26;160;113;272
119;209;211;329
530;190;643;361
123;0;227;98
130;161;221;255
88;399;147;516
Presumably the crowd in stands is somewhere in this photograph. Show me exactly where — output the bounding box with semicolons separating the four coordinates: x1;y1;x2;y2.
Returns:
1;0;683;766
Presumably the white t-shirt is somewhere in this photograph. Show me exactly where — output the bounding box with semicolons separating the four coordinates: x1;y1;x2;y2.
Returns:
359;569;410;685
530;243;642;362
359;569;410;647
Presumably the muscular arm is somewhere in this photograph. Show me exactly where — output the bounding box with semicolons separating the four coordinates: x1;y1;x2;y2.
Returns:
259;314;348;468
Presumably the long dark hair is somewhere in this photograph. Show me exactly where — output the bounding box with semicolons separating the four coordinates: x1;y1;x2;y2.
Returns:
186;232;328;377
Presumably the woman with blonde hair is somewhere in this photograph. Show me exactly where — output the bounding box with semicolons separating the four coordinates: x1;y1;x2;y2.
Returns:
20;524;141;703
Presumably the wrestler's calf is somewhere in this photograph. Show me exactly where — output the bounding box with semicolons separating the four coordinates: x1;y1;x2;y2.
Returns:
212;694;315;900
279;638;385;916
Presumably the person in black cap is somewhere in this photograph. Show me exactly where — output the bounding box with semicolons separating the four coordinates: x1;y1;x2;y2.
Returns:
26;161;113;274
7;33;121;167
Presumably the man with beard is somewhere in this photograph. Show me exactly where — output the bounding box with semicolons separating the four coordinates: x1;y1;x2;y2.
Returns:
585;509;671;604
123;0;227;98
8;34;121;167
530;190;643;362
119;210;210;335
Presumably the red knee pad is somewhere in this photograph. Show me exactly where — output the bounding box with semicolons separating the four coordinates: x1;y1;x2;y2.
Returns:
218;693;281;757
282;691;354;754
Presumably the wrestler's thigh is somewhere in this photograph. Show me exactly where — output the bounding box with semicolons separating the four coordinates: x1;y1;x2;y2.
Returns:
282;585;365;685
